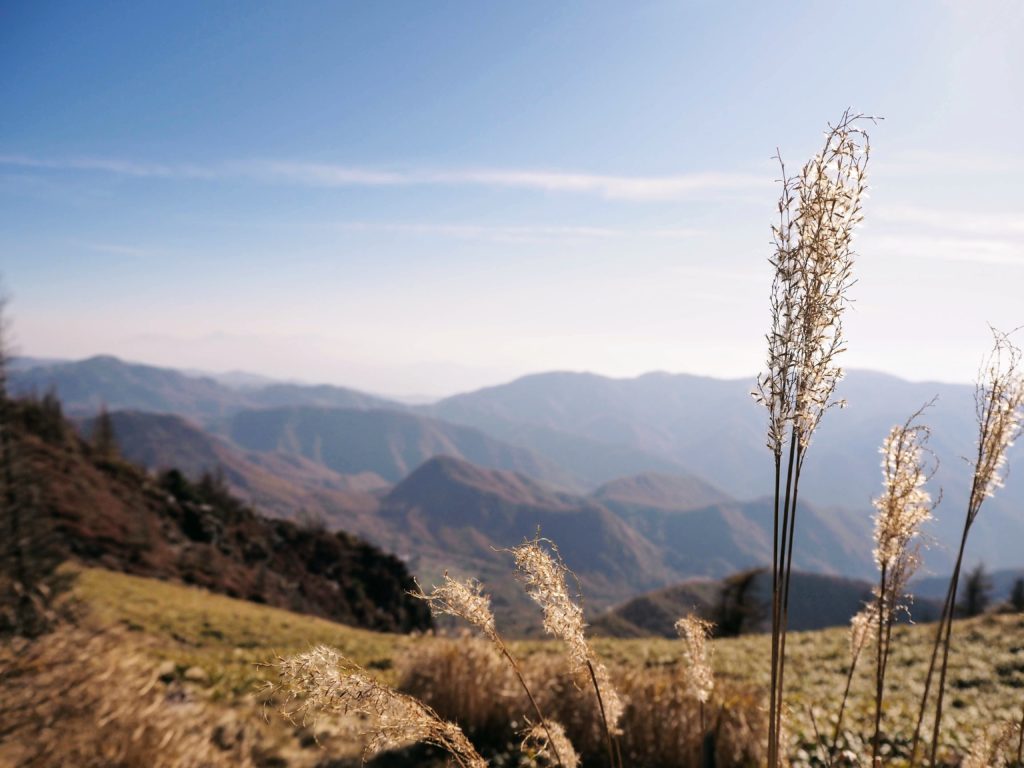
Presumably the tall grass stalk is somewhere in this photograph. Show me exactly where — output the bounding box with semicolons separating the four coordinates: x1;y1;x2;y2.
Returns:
413;573;576;768
869;405;937;764
909;328;1024;767
511;536;624;768
675;615;715;766
754;109;872;767
828;604;877;765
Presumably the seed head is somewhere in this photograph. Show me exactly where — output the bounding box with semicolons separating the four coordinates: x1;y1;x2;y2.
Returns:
849;602;878;660
873;412;935;586
754;111;873;454
274;646;486;768
511;538;588;668
413;574;496;637
970;328;1024;514
675;615;715;704
511;536;625;733
521;720;580;768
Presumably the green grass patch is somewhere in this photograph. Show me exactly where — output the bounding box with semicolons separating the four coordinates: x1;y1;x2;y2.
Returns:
75;567;412;699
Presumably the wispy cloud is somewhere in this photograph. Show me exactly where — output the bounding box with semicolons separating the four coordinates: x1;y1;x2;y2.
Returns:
334;221;702;243
0;153;769;201
876;204;1024;238
0;154;219;180
869;233;1024;266
869;202;1024;266
79;242;171;258
875;150;1024;177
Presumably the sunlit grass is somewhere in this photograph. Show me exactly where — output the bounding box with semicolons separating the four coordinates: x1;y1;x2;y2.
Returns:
75;566;413;698
74;566;1024;765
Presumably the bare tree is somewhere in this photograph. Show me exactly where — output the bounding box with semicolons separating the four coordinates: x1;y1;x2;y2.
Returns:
0;290;71;637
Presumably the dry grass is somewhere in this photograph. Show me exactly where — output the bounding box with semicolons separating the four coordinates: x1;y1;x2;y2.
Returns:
6;566;1022;767
0;621;254;768
396;634;767;767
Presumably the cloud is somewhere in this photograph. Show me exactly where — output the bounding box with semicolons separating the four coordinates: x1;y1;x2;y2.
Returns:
868;233;1024;266
254;162;768;200
79;242;170;258
875;150;1024;177
0;153;768;201
876;204;1024;238
334;221;702;243
868;202;1024;266
0;154;218;180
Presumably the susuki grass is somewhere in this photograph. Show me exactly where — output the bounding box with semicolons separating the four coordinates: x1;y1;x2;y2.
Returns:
753;109;872;768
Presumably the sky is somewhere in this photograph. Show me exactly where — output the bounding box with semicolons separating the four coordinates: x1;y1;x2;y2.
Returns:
2;1;1023;397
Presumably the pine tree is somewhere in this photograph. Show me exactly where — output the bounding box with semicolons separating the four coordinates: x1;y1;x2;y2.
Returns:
92;404;118;460
957;563;993;618
1010;577;1024;613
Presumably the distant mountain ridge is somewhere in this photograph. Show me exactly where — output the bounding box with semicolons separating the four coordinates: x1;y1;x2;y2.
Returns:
18;354;1024;573
592;569;945;638
105;409;881;632
11;355;400;420
428;369;1024;569
219;405;580;490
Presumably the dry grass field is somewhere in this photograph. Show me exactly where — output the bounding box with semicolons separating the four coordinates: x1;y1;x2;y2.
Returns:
5;566;1015;767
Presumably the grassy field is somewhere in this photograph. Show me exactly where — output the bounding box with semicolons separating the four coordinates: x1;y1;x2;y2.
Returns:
76;566;413;698
73;566;1024;765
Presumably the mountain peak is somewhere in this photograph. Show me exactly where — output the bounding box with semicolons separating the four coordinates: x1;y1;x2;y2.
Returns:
387;455;571;509
592;471;731;511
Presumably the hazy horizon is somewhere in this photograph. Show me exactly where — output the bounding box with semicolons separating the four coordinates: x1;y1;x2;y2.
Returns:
4;2;1023;395
9;346;991;401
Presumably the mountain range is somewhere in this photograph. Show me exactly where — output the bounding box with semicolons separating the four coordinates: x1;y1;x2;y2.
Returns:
82;407;875;631
13;354;1024;593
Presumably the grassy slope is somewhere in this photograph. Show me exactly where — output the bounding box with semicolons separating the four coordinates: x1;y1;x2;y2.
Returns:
76;566;1024;763
593;616;1024;761
76;567;411;699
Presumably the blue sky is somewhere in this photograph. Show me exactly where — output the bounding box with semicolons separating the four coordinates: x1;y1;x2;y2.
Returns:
2;1;1023;396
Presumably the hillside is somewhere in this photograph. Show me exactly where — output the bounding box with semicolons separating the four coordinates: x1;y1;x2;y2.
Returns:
618;497;873;578
592;471;732;511
913;567;1024;606
90;409;386;530
361;456;878;633
13;399;430;633
80;407;881;634
374;456;670;633
221;405;579;490
593;569;944;638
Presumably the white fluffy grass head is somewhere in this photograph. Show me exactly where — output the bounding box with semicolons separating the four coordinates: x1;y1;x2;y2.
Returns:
413;574;496;637
511;536;625;733
274;646;486;768
971;327;1024;512
675;614;715;704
